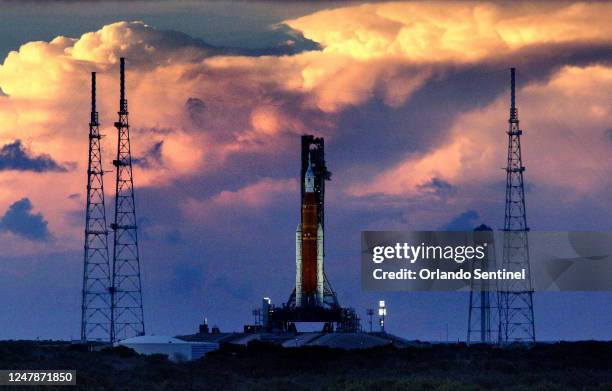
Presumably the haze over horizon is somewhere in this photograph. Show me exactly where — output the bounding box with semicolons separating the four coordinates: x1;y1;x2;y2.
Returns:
0;1;611;341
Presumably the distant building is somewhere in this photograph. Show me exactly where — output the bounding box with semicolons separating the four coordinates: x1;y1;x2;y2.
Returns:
116;335;219;362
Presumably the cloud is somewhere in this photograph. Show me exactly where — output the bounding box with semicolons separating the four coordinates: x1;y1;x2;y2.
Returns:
418;177;457;199
348;138;469;198
211;177;297;208
281;2;612;111
0;3;610;340
0;198;50;241
352;64;612;201
133;140;163;168
439;210;480;231
0;4;609;253
70;21;222;66
185;97;206;127
185;177;298;223
286;2;612;63
177;177;298;241
0;140;69;172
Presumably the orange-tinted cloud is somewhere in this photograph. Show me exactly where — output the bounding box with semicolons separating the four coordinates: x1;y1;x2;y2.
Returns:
351;64;612;207
183;177;298;226
286;2;612;63
0;1;610;251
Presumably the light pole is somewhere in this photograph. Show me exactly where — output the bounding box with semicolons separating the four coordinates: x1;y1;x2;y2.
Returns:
378;300;387;333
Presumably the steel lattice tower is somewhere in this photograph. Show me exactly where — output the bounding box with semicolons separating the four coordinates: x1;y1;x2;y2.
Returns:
498;68;535;343
110;58;145;342
467;225;498;344
81;72;112;342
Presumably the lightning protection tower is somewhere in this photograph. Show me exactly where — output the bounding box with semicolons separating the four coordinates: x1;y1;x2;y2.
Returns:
498;68;535;343
110;58;145;342
81;72;112;342
467;225;497;344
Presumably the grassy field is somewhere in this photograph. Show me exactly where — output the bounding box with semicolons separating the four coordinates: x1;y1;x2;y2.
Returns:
0;340;611;390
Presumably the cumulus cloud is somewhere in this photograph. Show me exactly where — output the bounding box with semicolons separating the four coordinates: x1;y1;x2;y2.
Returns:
133;140;163;168
185;97;206;127
418;177;457;199
0;3;609;252
0;3;611;341
213;177;297;207
186;177;298;218
286;2;612;63
351;64;612;230
70;21;222;66
181;177;298;238
0;198;49;241
0;140;69;172
440;210;480;231
282;2;612;111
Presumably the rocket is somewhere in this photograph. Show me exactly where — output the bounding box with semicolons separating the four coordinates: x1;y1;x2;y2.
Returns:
295;154;324;307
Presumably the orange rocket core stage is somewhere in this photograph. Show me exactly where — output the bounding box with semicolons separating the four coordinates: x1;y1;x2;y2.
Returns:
301;191;318;299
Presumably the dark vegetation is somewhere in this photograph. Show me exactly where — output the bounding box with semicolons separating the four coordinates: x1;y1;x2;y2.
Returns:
0;340;611;390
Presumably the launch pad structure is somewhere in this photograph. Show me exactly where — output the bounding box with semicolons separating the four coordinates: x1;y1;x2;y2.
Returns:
263;135;360;333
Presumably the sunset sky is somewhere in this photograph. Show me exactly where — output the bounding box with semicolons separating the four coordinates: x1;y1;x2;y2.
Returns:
0;1;611;341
